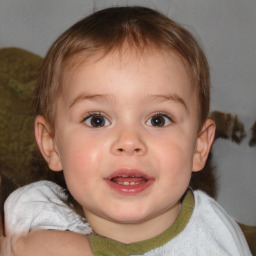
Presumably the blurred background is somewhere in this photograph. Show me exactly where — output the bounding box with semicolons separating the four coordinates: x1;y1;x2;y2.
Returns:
0;0;255;225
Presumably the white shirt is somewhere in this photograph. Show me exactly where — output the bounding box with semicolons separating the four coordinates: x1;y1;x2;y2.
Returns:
4;180;252;255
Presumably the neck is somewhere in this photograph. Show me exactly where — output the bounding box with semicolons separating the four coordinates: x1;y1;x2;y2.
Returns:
85;202;181;244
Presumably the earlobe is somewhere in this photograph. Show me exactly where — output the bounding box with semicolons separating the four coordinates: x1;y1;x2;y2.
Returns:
34;115;63;172
193;118;216;172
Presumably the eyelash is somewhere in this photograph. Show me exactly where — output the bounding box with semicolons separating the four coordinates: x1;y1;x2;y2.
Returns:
82;112;111;128
146;112;174;127
82;112;174;128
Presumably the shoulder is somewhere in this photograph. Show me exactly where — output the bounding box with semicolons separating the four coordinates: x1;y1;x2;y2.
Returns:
136;190;251;256
190;190;251;255
4;181;92;236
192;190;244;236
193;190;238;227
5;180;67;206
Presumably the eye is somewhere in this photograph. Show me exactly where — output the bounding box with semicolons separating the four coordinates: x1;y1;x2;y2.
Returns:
83;113;110;128
146;113;172;127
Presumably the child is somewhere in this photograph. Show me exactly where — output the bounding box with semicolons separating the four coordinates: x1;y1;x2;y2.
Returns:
1;6;251;256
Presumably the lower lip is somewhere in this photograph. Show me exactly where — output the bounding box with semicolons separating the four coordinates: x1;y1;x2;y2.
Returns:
105;179;154;195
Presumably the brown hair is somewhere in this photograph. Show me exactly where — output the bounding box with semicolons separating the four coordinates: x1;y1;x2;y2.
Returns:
35;6;210;132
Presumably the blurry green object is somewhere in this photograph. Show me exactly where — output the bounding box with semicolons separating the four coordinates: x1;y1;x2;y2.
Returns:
0;47;43;186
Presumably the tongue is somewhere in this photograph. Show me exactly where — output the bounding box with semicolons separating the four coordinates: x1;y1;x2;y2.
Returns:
111;176;146;184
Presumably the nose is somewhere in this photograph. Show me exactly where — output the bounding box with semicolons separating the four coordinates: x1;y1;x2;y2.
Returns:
110;127;147;156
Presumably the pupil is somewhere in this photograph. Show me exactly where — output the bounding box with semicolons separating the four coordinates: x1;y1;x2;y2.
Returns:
92;116;104;127
152;115;165;127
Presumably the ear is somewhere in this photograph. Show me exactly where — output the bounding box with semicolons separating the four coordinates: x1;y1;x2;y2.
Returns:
34;115;63;172
193;118;216;172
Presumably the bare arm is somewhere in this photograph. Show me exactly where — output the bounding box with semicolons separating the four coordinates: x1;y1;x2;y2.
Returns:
1;230;93;256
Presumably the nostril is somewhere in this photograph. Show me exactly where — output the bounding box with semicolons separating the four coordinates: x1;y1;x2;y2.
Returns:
116;147;141;154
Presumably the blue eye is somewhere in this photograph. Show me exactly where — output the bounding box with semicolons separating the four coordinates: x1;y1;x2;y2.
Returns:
84;114;110;127
146;114;172;127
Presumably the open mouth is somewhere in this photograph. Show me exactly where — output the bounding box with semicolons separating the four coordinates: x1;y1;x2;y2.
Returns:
110;175;148;186
105;170;153;194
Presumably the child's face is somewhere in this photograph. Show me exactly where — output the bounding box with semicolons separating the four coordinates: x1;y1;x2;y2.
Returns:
39;49;214;231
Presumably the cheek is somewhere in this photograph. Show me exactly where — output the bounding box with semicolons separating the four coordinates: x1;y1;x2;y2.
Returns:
153;134;195;182
156;137;194;165
60;137;105;199
58;133;106;174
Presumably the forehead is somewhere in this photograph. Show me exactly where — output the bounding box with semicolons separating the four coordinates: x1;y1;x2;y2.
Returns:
63;46;193;83
60;48;196;106
64;44;193;76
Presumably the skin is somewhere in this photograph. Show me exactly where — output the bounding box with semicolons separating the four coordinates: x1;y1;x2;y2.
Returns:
1;48;215;255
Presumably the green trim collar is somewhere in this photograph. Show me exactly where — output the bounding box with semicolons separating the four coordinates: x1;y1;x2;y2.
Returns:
88;190;194;256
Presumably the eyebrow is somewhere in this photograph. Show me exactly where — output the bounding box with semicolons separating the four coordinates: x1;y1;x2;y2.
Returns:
69;92;188;112
69;93;114;108
148;94;189;112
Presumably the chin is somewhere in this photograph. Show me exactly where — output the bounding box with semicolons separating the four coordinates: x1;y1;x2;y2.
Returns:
105;208;154;224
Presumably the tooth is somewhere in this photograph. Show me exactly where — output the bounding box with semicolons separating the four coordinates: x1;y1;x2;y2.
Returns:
130;182;135;185
123;182;130;186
